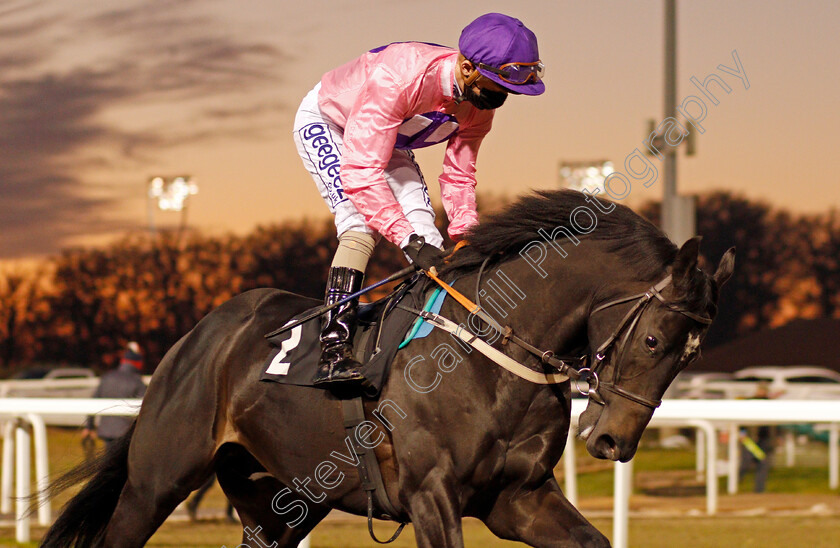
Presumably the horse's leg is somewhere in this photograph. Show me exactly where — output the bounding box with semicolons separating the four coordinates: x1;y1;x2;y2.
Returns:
98;437;216;547
99;378;220;546
223;477;329;548
480;477;610;548
404;484;465;548
216;445;330;548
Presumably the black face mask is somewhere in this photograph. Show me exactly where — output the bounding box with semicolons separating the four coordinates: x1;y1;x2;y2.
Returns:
464;84;508;110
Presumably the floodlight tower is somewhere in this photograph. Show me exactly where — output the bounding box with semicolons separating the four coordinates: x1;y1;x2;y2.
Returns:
559;160;614;194
146;176;199;238
660;0;696;246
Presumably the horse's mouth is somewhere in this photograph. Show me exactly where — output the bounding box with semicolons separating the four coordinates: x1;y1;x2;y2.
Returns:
576;401;602;442
578;424;594;441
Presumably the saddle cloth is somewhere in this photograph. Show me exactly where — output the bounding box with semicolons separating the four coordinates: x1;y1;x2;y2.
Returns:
260;275;431;395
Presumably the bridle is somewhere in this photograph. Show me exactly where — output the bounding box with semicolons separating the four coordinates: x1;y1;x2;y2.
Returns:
584;274;712;409
473;257;712;410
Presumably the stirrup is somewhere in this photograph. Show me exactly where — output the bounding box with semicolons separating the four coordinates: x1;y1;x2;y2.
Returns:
313;354;366;385
313;368;365;385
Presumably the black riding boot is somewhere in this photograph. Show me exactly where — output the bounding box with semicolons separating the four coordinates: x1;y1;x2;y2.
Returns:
313;266;366;385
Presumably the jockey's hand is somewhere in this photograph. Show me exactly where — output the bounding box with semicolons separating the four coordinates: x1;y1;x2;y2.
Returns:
402;235;445;272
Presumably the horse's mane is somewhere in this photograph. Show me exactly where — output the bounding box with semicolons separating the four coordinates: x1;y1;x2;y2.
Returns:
442;189;678;280
441;189;717;316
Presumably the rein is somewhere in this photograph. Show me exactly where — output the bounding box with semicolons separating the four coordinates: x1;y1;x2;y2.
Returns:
422;258;712;410
420;263;583;385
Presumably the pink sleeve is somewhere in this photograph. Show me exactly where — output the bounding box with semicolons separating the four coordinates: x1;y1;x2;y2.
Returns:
439;111;494;241
340;66;415;246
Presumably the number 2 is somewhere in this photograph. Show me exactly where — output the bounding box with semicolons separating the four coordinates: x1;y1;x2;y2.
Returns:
266;324;303;375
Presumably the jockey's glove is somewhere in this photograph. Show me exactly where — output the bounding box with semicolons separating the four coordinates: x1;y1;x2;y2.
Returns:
402;234;445;272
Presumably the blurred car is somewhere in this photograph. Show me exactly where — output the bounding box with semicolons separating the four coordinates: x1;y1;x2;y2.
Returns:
44;367;95;379
669;371;734;399
10;366;95;380
2;366;97;398
1;367;99;426
731;366;840;399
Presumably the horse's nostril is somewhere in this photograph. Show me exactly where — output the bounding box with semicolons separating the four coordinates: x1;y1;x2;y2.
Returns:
596;434;619;460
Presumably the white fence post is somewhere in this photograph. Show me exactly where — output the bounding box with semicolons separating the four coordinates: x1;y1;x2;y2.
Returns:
564;423;578;507
785;429;796;468
1;420;14;514
695;427;705;481
0;398;142;543
15;420;31;543
687;420;718;515
27;413;52;525
612;459;633;548
706;422;718;515
829;423;839;490
727;423;739;494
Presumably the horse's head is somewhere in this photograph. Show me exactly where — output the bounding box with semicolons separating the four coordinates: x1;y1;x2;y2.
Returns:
577;237;735;461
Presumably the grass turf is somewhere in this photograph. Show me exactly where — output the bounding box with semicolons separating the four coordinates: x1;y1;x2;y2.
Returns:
2;426;838;546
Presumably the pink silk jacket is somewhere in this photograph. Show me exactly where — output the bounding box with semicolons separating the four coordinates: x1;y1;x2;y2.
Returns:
318;42;495;246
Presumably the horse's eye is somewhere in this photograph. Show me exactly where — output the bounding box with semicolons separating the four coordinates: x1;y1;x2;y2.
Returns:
645;336;659;351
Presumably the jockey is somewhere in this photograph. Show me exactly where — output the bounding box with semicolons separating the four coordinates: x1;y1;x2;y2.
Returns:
293;13;545;386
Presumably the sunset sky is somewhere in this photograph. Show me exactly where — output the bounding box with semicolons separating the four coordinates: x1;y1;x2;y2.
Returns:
2;0;839;259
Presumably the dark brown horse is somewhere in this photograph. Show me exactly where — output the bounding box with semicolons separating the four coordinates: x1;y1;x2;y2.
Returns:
41;190;733;547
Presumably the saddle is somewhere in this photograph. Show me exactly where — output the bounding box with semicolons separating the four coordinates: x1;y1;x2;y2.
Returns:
260;275;433;541
260;274;431;395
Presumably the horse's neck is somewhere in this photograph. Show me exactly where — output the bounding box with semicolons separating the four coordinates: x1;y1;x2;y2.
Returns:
433;251;608;453
423;247;659;452
471;246;620;353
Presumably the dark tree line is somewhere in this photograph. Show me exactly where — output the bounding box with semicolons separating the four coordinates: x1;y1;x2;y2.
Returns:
0;191;838;375
0;218;407;375
639;191;840;347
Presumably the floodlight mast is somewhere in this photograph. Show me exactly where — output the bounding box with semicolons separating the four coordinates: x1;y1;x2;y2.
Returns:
660;0;696;246
146;176;199;237
558;160;614;194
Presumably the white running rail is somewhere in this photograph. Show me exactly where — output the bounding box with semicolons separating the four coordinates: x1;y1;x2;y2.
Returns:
3;398;840;547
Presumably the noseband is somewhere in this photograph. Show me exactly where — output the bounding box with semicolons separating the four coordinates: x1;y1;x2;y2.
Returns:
583;274;713;409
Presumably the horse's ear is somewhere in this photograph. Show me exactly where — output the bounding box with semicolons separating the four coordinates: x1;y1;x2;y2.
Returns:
671;236;701;285
713;247;736;288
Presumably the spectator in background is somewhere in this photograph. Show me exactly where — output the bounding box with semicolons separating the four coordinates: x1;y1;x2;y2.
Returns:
739;381;777;493
82;342;147;450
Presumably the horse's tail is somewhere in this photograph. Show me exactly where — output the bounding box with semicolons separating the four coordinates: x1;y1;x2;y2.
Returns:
38;422;135;547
